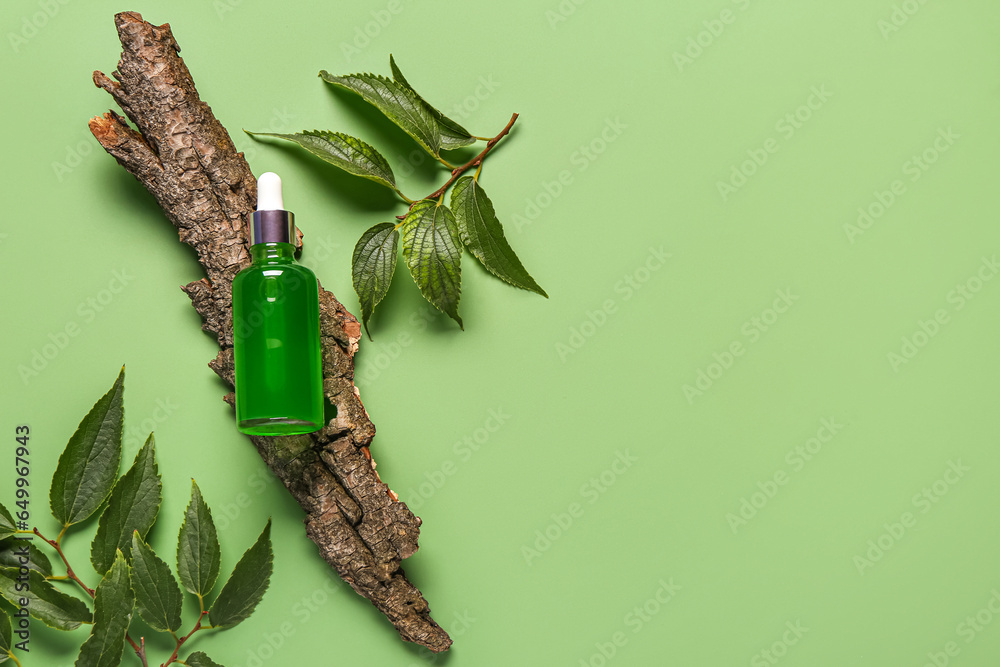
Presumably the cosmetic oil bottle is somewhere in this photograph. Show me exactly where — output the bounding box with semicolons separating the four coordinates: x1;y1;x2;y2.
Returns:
232;172;324;435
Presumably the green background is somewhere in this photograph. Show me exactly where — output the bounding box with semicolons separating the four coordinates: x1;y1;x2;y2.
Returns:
3;0;1000;665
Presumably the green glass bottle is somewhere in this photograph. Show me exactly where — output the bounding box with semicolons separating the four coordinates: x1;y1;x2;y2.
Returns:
232;172;324;435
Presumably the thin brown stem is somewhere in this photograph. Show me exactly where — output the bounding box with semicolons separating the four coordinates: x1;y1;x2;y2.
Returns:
128;636;148;666
396;112;518;221
33;527;94;597
162;610;209;667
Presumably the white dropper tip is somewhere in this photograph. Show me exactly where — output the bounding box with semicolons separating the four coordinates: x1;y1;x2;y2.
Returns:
257;172;284;211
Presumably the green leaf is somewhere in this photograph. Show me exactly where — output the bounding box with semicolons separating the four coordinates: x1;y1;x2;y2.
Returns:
0;608;12;663
91;434;161;575
0;538;53;577
319;70;441;157
75;551;134;667
400;200;463;328
0;566;92;631
450;176;548;297
208;519;272;630
186;651;225;667
245;130;398;192
352;222;399;337
176;480;220;598
0;504;15;541
389;54;475;151
130;532;182;633
50;367;125;527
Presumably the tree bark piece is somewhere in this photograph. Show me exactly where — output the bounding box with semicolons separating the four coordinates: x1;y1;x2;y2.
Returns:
88;11;451;653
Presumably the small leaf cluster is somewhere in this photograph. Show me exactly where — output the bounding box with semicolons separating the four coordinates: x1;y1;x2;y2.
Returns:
0;368;272;667
247;55;547;336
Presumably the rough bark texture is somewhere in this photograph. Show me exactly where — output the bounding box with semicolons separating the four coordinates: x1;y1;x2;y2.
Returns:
88;11;451;653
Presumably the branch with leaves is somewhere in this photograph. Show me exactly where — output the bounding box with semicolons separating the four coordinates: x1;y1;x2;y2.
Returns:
0;369;272;667
247;55;547;336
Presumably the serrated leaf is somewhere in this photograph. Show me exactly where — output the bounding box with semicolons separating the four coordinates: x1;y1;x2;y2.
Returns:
50;367;125;527
0;608;11;662
0;566;92;631
400;200;463;328
208;519;272;630
130;532;182;633
0;504;15;541
75;551;133;667
0;538;53;577
320;70;441;156
91;434;161;575
186;651;225;667
352;222;399;337
176;481;220;598
245;130;397;191
389;54;475;150
450;176;547;297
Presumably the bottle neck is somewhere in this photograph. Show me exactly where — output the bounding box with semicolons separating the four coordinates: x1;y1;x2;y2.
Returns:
250;242;295;265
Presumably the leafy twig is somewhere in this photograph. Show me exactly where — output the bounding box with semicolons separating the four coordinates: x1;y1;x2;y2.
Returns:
395;112;519;221
251;56;544;335
9;370;273;666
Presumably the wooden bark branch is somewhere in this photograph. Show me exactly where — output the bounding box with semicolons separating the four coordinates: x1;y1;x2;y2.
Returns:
87;11;451;653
